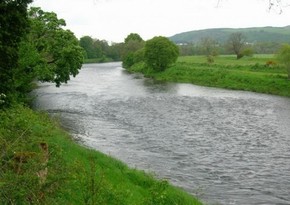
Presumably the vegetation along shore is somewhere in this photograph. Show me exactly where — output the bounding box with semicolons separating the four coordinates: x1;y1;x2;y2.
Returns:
0;105;202;204
119;33;290;98
126;55;290;97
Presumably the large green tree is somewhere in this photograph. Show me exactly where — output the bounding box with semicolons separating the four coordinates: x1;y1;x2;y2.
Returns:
0;0;32;106
144;36;179;71
18;7;84;87
277;44;290;79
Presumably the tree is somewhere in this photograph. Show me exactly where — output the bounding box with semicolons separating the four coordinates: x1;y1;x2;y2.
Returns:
0;0;32;106
277;44;290;79
107;42;123;61
122;33;144;68
227;32;246;59
144;36;179;71
79;36;98;59
199;37;219;63
19;7;84;87
200;37;218;57
124;33;143;44
79;36;110;59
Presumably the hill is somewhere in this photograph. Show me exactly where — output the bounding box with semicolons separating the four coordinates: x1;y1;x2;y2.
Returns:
169;26;290;44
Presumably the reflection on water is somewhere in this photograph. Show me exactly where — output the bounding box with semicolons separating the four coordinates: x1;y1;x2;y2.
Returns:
32;62;290;205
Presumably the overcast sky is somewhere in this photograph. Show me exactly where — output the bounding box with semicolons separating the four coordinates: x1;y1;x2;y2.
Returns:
31;0;290;43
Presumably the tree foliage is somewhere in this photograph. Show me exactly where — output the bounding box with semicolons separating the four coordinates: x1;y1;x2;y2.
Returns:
0;0;32;106
277;44;290;79
124;33;143;44
107;42;124;61
79;36;99;59
79;36;110;59
144;36;179;71
122;33;144;68
79;36;122;61
20;7;84;87
227;32;246;59
0;4;84;107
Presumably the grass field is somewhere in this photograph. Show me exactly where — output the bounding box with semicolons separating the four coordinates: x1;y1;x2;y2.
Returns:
0;105;202;205
128;55;290;97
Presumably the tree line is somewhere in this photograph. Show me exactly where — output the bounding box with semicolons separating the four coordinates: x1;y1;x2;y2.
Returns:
79;36;123;62
178;32;283;57
79;33;179;72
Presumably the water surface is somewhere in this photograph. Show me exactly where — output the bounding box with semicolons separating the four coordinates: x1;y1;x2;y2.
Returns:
33;62;290;205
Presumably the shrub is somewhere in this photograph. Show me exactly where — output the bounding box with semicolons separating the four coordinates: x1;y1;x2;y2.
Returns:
206;55;214;64
144;36;179;72
242;48;254;57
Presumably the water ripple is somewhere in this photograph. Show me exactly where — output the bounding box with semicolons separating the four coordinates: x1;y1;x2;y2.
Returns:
32;63;290;205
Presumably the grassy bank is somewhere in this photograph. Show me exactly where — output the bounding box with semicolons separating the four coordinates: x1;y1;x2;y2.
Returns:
0;105;202;205
128;55;290;97
83;57;116;64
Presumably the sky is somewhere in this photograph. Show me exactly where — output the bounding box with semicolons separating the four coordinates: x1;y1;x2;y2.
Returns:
31;0;290;43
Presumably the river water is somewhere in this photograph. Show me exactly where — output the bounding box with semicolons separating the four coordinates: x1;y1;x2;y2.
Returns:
32;62;290;205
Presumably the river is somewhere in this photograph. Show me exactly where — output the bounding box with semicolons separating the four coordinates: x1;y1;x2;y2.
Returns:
32;62;290;205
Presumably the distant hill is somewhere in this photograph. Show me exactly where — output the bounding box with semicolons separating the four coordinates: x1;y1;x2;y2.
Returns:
169;26;290;44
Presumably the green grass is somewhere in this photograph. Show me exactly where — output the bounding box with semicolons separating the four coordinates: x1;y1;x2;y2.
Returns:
128;55;290;97
0;105;202;205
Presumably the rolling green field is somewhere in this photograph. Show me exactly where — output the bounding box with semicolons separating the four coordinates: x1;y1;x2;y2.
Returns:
128;55;290;97
0;105;202;205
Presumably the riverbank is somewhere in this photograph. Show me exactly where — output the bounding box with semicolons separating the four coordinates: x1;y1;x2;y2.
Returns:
83;57;117;64
0;105;202;204
127;55;290;97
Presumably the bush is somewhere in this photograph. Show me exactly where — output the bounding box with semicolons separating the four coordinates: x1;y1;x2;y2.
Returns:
242;48;254;57
122;52;135;68
206;55;214;64
144;36;179;71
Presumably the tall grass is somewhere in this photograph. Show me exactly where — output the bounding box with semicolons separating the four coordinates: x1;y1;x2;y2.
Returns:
0;105;202;204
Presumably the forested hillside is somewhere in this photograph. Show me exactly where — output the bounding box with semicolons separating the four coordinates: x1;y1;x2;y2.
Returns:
170;26;290;44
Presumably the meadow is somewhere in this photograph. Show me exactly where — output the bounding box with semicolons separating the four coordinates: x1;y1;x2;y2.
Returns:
0;105;202;205
129;55;290;97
